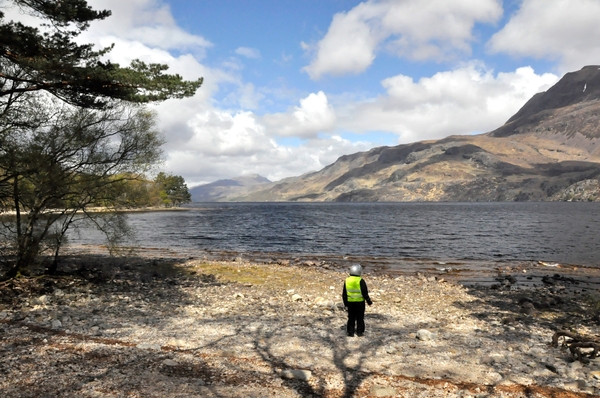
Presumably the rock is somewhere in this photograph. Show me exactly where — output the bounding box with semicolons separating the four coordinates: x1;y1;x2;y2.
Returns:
545;363;558;373
564;379;593;393
51;319;62;329
589;370;600;380
480;355;496;365
369;385;397;397
0;311;9;320
233;292;244;299
291;294;302;302
162;359;179;367
520;301;536;315
416;329;435;341
280;369;311;381
314;297;334;307
569;361;584;370
532;368;555;377
32;295;48;306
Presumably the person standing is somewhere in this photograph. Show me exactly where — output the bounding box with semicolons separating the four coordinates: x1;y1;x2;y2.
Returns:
342;264;373;337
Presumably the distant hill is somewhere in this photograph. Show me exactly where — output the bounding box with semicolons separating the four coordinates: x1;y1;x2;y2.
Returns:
190;174;270;202
211;66;600;202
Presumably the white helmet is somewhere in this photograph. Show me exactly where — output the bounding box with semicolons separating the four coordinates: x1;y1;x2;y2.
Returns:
349;264;362;276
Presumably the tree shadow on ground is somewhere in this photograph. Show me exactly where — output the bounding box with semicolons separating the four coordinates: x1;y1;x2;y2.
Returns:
0;253;406;397
4;254;599;397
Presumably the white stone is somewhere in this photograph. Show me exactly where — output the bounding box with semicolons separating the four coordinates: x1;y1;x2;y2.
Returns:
162;359;179;367
570;361;584;370
589;370;600;380
416;329;435;341
532;368;555;377
291;294;302;302
369;385;397;397
32;295;48;305
314;297;334;307
51;319;62;329
280;369;311;381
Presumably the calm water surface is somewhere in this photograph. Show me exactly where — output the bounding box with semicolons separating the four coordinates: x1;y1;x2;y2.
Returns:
68;202;600;267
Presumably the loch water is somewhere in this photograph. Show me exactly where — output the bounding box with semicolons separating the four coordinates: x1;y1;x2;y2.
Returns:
68;202;600;267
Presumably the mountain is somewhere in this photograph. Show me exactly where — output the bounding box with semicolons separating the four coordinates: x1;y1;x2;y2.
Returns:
190;174;270;202
224;66;600;202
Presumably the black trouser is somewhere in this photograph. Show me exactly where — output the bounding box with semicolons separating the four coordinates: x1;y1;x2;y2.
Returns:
346;301;366;335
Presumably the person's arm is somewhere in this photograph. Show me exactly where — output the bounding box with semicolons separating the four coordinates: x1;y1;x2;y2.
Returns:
360;279;373;305
342;283;348;307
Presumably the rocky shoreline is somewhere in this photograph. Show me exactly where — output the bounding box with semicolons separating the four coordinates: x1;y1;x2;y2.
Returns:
1;250;599;397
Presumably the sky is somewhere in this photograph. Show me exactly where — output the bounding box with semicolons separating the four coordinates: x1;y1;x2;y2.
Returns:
9;0;600;186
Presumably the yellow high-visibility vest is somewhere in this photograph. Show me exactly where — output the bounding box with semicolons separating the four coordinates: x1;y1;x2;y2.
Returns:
345;276;364;302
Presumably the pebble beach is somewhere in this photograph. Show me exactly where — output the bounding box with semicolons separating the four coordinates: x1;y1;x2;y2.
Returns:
1;248;600;397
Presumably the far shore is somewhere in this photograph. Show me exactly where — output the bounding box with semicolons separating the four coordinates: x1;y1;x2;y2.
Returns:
0;205;197;217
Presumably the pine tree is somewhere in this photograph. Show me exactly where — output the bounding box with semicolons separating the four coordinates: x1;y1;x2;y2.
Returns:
0;0;202;110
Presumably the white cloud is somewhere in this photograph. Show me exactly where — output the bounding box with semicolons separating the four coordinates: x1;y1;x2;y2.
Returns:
303;0;502;79
336;63;558;143
165;115;371;185
261;92;336;138
235;47;261;59
487;0;600;72
72;2;354;184
84;0;211;52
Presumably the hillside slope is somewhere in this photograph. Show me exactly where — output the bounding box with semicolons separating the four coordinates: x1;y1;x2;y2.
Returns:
227;66;600;202
190;174;270;202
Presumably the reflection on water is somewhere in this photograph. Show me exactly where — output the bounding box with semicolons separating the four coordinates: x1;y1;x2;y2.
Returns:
67;202;600;267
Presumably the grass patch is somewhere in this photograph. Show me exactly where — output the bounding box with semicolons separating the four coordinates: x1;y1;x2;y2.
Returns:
189;262;299;288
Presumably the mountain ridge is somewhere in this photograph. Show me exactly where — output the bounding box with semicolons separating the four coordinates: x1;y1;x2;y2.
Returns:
190;174;271;202
195;66;600;202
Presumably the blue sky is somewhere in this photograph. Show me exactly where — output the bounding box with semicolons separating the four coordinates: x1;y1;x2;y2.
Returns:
9;1;600;186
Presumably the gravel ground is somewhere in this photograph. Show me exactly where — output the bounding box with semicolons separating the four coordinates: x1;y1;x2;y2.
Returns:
0;251;599;397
